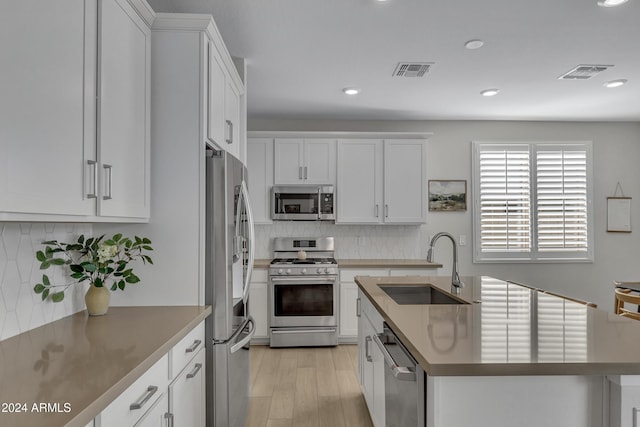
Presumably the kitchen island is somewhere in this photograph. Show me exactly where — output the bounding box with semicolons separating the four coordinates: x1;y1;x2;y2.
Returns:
355;275;640;427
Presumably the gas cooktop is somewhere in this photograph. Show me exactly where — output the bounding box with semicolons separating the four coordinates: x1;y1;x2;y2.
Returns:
270;257;337;265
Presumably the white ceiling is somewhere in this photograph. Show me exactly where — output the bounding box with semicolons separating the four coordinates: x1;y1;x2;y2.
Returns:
151;0;640;122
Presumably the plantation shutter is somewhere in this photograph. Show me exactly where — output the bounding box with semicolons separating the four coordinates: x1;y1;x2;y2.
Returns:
535;146;589;254
477;145;532;257
473;141;592;262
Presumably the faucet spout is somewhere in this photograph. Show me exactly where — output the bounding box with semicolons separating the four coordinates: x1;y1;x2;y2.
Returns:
427;232;464;289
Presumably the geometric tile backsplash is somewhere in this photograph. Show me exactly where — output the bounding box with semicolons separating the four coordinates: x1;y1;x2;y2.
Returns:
0;222;92;341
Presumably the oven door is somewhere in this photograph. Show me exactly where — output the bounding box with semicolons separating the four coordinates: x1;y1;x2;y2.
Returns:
269;275;338;327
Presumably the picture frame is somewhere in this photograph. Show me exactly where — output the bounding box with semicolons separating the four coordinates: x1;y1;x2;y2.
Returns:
429;180;467;212
607;196;631;233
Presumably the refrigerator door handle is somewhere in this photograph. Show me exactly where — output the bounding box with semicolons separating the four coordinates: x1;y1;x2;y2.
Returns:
230;316;255;354
239;180;255;305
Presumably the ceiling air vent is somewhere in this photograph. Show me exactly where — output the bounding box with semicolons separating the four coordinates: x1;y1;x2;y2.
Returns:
558;64;614;80
393;62;433;78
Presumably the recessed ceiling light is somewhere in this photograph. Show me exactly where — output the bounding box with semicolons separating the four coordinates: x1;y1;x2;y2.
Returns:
343;88;360;95
480;89;500;97
464;39;484;50
604;79;628;88
597;0;628;6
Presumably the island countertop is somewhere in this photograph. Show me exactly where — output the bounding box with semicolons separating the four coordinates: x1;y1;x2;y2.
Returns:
0;305;211;427
355;275;640;376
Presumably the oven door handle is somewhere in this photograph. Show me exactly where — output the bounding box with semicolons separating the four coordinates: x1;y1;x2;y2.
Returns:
271;328;337;334
373;333;416;382
270;276;337;283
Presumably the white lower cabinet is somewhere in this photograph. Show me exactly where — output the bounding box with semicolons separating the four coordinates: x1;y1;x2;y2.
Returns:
100;354;169;426
358;289;385;427
249;269;269;342
96;320;206;426
169;348;206;426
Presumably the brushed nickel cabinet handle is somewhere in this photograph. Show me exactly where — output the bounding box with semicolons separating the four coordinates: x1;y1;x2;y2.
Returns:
356;298;361;318
304;166;308;179
225;120;233;144
385;204;389;218
186;363;203;379
374;204;379;218
185;339;202;353
129;385;158;410
365;336;372;362
86;160;98;199
103;164;113;200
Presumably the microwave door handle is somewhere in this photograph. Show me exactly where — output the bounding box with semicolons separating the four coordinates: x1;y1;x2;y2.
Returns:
240;180;255;305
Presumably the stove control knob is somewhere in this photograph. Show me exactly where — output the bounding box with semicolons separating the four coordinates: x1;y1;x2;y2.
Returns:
286;268;292;275
317;268;323;274
278;268;284;275
325;268;333;275
301;268;307;274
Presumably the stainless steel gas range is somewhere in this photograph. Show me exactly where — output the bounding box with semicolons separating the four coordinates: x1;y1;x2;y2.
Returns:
268;237;339;347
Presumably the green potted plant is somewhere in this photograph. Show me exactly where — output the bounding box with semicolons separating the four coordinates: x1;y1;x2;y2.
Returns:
33;233;153;315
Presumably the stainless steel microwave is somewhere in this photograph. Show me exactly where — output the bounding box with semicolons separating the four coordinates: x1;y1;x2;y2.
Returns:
271;186;335;220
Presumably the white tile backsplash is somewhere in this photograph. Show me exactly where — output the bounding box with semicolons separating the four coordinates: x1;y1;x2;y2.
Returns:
0;223;92;341
255;222;429;259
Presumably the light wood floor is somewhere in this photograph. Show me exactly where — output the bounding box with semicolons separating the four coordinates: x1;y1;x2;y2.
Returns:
245;345;374;427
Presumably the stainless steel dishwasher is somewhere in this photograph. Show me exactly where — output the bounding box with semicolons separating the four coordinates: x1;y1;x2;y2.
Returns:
373;324;425;427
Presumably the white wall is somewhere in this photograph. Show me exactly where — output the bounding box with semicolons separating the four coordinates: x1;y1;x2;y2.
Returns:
250;118;640;311
0;223;92;341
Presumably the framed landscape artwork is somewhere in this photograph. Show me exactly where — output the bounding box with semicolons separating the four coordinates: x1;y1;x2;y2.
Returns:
428;180;467;212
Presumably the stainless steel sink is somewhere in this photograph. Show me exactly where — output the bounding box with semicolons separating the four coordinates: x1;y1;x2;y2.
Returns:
379;284;468;305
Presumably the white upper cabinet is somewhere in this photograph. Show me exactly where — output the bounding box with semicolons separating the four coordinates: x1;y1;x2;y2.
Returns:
337;139;427;224
384;139;427;223
207;39;244;160
0;0;95;217
247;138;274;224
336;140;383;223
274;138;336;185
0;0;152;221
98;0;151;219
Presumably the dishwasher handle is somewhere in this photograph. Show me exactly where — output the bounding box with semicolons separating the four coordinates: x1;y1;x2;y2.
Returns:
372;333;416;382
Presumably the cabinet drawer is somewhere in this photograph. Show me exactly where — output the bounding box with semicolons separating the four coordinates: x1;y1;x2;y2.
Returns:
100;353;169;427
170;321;205;378
359;290;384;332
340;269;389;282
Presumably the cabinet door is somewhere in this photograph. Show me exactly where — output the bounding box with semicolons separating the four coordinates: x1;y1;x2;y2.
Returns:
169;348;206;427
224;80;241;159
207;43;226;148
370;337;386;427
247;139;274;224
360;307;376;413
98;0;150;219
249;279;269;339
336;140;383;223
274;139;304;184
134;391;169;427
384;139;427;224
0;0;95;216
339;281;359;338
304;139;336;184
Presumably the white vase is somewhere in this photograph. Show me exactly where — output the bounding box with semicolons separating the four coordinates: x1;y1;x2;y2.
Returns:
85;284;110;316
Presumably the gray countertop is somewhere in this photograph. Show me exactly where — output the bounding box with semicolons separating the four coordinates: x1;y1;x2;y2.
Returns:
0;306;211;427
356;275;640;376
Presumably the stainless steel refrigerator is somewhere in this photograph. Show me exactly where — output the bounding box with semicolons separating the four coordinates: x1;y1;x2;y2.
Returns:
205;147;256;427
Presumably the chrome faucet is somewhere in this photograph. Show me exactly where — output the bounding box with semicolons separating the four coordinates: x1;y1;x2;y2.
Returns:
427;232;464;289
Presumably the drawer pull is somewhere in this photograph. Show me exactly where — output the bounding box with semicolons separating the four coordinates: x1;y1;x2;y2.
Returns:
186;363;203;379
129;385;158;410
185;339;202;353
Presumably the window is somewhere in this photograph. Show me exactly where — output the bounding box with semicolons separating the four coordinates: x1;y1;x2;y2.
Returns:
472;141;593;262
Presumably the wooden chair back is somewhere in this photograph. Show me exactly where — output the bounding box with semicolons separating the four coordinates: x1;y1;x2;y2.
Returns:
614;287;640;321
